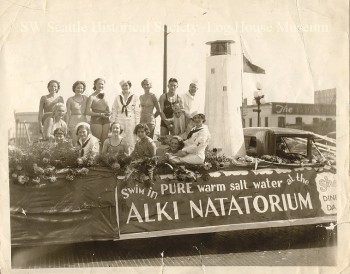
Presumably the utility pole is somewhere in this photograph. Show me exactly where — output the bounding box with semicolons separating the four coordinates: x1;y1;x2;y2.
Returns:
253;88;264;127
163;25;167;94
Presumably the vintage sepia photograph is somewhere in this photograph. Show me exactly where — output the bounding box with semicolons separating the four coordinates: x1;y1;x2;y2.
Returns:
0;0;349;273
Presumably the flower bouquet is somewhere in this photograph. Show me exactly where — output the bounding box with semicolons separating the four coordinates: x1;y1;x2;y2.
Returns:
124;156;158;188
204;148;233;170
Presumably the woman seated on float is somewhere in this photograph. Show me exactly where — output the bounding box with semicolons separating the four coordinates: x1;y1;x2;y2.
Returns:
168;111;210;165
130;123;157;160
53;128;72;148
167;103;193;139
51;128;74;165
157;136;185;159
38;80;64;135
102;122;130;156
42;103;68;141
75;122;100;158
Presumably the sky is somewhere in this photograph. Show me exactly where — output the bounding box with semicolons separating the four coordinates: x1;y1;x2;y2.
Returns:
0;0;347;120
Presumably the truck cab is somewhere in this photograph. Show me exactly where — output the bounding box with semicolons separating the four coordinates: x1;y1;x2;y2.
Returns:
243;127;330;165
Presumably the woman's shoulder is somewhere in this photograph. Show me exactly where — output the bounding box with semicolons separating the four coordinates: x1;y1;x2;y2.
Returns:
146;136;156;145
44;116;54;124
40;95;47;102
120;137;129;144
150;93;159;100
88;92;98;99
103;137;111;145
159;93;166;100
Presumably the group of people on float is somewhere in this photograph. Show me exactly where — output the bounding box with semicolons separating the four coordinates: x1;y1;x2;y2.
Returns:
38;77;211;165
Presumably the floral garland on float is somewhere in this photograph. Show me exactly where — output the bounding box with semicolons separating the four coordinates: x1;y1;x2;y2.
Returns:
9;140;335;186
9;142;91;185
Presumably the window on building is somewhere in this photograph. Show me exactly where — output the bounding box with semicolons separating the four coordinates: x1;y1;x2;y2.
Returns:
242;118;245;128
223;86;227;91
296;117;302;124
265;117;268;127
326;118;332;121
313;117;320;124
244;136;257;156
249;118;252;127
211;68;215;74
278;117;285;128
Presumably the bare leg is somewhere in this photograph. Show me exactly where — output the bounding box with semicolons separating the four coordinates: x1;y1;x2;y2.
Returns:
69;125;78;145
91;124;103;141
160;126;169;136
100;123;110;146
147;123;155;139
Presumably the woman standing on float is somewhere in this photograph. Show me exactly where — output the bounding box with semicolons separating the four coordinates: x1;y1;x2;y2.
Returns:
66;81;88;145
85;78;110;145
111;80;140;149
139;78;162;139
38;80;64;134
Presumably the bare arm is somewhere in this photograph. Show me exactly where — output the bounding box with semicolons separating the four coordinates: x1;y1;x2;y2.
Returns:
152;94;162;118
42;117;54;140
158;94;168;123
149;141;157;157
66;98;72;127
85;95;102;117
101;139;109;155
123;139;131;156
38;96;45;129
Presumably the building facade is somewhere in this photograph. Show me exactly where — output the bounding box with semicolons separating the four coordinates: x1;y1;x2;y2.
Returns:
242;102;335;135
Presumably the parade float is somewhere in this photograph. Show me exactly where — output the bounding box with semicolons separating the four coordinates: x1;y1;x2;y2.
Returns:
9;40;337;246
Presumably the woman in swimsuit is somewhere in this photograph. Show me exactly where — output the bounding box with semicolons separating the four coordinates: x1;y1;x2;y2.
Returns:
131;123;157;160
42;103;68;141
66;81;88;144
85;78;110;145
38;80;64;134
102;122;130;156
139;78;161;139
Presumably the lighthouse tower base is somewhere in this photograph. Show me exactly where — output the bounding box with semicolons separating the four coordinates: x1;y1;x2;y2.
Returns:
204;41;246;158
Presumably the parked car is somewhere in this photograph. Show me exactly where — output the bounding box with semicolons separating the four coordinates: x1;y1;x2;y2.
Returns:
243;127;335;166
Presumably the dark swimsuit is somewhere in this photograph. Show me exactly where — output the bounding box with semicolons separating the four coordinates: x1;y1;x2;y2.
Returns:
90;95;110;125
161;94;180;128
90;111;110;125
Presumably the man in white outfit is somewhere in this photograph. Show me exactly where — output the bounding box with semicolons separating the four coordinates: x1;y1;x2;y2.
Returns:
182;81;199;115
167;111;211;165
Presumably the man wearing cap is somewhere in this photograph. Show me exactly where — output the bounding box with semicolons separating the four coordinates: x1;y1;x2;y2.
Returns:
182;81;199;115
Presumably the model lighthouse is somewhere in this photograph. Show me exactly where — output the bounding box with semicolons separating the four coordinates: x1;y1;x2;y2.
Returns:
204;40;246;157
